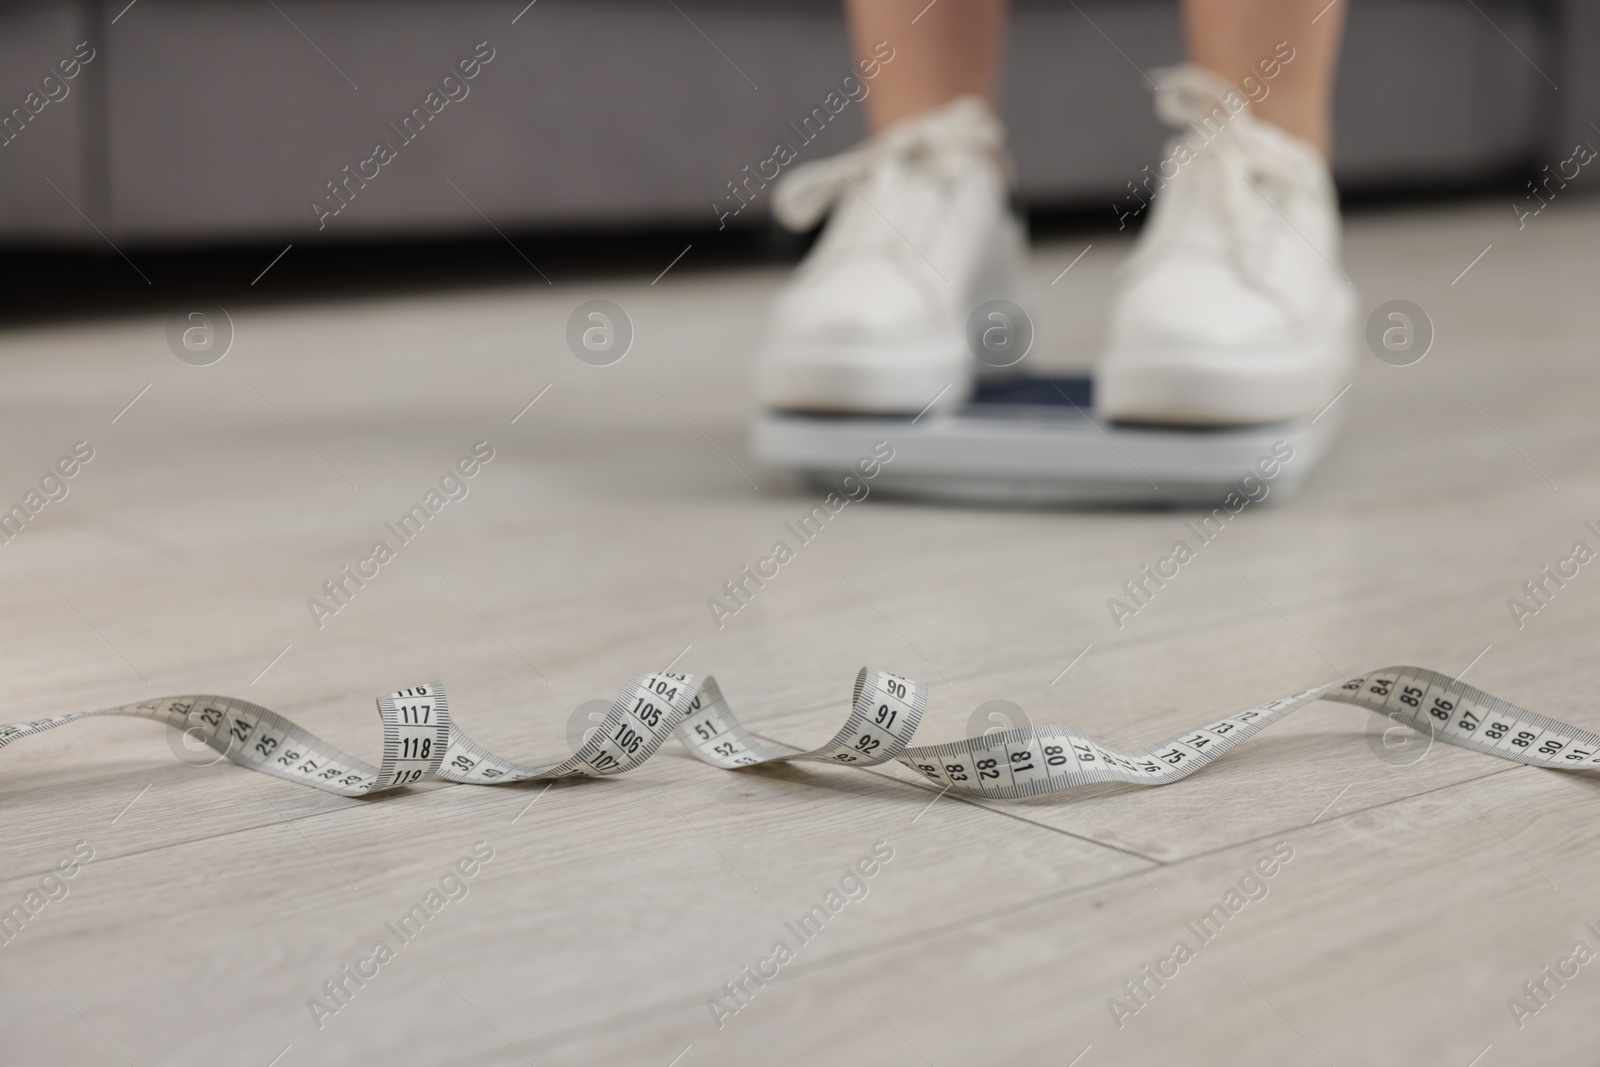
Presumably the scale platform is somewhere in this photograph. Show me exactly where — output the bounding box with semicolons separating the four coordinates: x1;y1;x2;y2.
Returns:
751;375;1336;507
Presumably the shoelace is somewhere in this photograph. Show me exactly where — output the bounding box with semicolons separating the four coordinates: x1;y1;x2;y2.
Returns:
1127;66;1328;315
771;95;1008;237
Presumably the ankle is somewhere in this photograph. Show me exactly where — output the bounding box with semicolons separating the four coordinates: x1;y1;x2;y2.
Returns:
865;91;999;138
1246;101;1332;161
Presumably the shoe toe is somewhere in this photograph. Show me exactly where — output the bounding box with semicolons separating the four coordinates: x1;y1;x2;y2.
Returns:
773;260;946;342
1110;258;1291;353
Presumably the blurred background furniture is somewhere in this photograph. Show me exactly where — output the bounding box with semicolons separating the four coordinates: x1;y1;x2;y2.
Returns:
0;0;1591;247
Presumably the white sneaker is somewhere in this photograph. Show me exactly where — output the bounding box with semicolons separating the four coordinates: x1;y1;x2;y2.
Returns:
756;96;1028;414
1096;66;1356;426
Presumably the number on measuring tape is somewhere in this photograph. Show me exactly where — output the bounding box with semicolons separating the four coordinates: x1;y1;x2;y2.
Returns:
0;666;1597;799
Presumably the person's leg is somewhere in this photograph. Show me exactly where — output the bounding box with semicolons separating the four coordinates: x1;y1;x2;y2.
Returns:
1181;0;1345;156
1097;2;1353;425
845;0;1008;134
755;0;1021;414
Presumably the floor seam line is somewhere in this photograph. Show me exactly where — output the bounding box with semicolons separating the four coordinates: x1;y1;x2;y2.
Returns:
743;727;1168;865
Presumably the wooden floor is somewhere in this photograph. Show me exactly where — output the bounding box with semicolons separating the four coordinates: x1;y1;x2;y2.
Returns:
4;196;1600;1067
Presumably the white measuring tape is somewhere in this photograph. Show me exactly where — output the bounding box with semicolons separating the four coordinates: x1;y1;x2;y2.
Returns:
1;667;1596;798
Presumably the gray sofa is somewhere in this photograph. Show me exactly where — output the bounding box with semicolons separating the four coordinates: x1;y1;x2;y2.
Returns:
0;0;1591;247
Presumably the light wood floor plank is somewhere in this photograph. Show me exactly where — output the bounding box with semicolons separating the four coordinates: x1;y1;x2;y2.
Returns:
3;197;1598;1064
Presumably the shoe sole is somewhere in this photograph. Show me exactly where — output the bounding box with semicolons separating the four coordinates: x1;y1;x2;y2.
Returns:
1096;335;1353;427
757;335;975;415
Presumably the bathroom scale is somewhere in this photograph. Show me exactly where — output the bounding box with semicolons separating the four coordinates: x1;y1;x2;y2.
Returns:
750;375;1337;507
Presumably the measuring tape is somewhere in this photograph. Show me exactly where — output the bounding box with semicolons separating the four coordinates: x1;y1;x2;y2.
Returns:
1;667;1596;798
